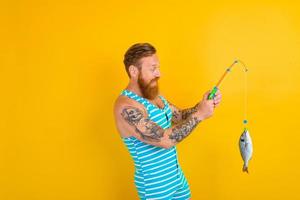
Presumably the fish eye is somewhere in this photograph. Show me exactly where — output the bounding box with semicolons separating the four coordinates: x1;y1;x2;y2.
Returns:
240;139;245;142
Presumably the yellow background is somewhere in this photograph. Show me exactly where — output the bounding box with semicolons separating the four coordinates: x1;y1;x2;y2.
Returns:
1;0;300;199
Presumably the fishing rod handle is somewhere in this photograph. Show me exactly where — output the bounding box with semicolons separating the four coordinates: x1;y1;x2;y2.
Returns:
208;86;218;100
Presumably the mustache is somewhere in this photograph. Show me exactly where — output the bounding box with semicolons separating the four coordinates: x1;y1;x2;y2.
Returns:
150;77;159;83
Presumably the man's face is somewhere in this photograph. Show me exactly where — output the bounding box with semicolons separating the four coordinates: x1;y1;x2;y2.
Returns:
137;54;161;100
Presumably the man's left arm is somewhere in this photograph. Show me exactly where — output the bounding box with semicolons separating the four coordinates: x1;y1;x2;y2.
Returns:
168;90;222;124
168;103;199;124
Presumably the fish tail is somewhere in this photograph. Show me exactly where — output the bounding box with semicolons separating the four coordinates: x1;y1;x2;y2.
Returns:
243;164;249;173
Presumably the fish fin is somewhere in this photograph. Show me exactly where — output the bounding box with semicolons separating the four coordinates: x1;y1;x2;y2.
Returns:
243;165;249;174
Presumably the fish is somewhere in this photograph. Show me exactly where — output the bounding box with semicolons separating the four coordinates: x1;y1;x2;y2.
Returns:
239;128;253;173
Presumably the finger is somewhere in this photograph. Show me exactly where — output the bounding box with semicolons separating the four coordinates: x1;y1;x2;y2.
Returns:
214;94;222;100
214;99;221;104
213;96;220;102
215;93;222;99
203;91;211;99
214;98;222;102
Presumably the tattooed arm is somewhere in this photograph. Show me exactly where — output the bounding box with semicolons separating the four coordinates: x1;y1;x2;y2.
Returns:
118;105;203;148
114;91;216;149
168;102;200;124
168;90;222;124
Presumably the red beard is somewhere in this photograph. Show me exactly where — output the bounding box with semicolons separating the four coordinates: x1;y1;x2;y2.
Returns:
138;76;159;100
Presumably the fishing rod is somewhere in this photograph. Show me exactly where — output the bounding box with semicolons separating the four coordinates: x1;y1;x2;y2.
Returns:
208;59;248;99
207;59;249;126
207;59;253;173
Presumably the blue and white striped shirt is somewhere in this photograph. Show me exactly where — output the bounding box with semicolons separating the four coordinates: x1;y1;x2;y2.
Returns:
121;90;191;200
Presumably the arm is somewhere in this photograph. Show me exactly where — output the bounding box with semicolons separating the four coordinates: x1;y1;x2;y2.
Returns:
119;105;203;149
115;90;216;149
168;102;200;124
169;90;222;124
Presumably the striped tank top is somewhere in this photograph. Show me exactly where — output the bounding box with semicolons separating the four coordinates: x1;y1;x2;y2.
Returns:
121;89;191;200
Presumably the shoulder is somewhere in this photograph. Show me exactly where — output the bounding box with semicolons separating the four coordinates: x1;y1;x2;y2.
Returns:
113;95;146;119
113;94;147;138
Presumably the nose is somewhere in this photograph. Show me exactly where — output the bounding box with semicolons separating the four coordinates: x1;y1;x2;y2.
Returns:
154;69;161;78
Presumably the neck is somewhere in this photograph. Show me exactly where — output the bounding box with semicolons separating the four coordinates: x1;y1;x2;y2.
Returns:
125;79;143;97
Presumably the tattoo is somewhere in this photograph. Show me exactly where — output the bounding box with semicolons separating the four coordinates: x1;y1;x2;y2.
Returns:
121;107;165;142
121;106;201;144
169;116;201;142
121;107;143;125
169;103;199;124
172;109;181;121
181;103;199;120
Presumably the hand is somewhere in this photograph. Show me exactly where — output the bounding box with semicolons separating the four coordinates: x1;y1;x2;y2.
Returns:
212;90;222;108
196;90;215;120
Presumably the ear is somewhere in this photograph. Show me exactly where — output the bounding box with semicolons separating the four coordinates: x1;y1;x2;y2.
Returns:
129;65;139;78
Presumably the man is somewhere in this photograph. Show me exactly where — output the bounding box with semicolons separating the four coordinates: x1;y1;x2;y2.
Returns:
113;43;222;200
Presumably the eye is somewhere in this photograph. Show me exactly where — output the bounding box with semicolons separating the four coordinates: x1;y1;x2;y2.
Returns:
240;139;245;142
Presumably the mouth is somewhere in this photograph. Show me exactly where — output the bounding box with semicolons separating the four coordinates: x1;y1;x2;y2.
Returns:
149;79;158;86
152;78;159;83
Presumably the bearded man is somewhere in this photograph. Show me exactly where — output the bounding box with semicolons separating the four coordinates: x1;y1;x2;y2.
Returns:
113;43;222;200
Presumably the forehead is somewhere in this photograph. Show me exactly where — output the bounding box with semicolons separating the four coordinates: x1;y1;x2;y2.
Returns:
139;54;160;67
